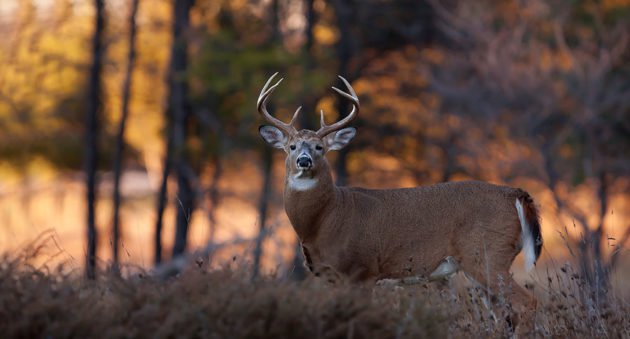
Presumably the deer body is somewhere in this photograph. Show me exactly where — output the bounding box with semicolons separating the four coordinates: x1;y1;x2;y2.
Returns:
285;157;534;283
257;73;542;333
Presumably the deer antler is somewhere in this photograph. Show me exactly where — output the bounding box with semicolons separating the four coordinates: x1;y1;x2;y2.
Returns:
257;72;300;136
316;75;360;137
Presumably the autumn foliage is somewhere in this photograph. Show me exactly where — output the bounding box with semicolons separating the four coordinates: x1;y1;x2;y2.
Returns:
0;0;629;336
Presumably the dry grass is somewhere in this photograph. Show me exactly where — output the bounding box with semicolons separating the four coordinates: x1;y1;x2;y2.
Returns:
1;238;629;338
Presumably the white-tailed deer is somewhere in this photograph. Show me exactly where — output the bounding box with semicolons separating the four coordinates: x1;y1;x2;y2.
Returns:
257;73;543;332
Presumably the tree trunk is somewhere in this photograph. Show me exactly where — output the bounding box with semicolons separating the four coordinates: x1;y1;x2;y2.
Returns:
289;0;318;280
304;0;316;57
439;135;457;183
590;170;609;298
112;0;139;267
207;154;222;242
170;0;195;258
172;164;195;256
252;0;282;279
85;0;105;280
154;146;171;265
331;0;353;186
299;0;317;131
270;0;280;42
252;147;273;279
417;0;436;45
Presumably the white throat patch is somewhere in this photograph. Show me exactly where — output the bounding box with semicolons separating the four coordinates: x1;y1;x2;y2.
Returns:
288;172;318;191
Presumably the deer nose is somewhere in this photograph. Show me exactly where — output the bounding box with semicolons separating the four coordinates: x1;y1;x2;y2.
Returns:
296;156;312;169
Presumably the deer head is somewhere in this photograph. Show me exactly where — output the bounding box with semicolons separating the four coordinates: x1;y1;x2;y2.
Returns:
258;73;359;186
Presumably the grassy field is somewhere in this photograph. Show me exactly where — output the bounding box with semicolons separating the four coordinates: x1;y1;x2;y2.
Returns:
1;239;629;338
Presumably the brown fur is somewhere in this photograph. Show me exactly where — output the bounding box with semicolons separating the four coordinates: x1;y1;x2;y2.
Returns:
286;157;527;281
258;76;542;334
283;153;541;334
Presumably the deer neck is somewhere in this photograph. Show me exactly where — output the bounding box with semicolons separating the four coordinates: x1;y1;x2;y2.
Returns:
283;159;336;241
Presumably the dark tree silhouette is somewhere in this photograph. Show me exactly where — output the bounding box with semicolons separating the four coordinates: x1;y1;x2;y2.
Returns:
252;0;281;279
330;0;355;187
155;0;195;263
206;153;222;242
170;0;195;258
289;0;318;281
112;0;139;267
85;0;105;280
252;146;273;279
154;142;171;264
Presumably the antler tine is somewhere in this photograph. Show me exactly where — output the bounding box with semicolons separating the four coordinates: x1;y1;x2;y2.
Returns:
290;106;302;125
257;73;284;109
319;109;327;128
331;75;358;103
317;75;360;137
257;72;298;136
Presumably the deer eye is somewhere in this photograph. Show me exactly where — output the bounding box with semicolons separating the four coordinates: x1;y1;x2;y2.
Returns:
315;145;323;151
290;145;296;150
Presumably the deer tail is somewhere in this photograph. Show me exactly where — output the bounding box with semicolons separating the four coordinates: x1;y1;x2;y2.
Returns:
515;191;543;271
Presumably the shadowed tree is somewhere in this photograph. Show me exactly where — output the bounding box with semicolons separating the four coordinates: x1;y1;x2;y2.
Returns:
299;0;317;132
289;0;318;281
330;0;355;186
112;0;139;268
155;0;195;263
252;0;282;280
85;0;105;280
154;139;171;264
170;0;196;258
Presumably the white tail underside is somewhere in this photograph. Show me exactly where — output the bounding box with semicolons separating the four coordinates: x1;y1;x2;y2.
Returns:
515;199;536;271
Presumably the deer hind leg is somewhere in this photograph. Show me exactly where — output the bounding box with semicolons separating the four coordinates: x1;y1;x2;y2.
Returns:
459;257;536;336
506;279;537;336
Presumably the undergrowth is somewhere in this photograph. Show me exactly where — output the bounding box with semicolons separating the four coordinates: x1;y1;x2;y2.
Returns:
0;237;629;338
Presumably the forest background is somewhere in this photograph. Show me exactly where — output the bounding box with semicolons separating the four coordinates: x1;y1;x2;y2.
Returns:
0;0;629;296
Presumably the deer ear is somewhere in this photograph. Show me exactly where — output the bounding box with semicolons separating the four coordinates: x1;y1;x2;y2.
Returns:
326;127;356;151
259;125;287;149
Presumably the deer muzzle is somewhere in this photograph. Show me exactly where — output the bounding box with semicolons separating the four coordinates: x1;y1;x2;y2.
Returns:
296;155;313;169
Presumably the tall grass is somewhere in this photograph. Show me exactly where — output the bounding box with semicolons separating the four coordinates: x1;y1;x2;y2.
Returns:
0;235;628;338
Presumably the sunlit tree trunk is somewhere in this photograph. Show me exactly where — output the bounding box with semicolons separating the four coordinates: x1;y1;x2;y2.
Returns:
170;0;195;258
112;0;139;268
85;0;105;280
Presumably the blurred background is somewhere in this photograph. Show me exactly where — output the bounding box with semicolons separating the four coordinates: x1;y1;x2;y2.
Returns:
0;0;628;293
